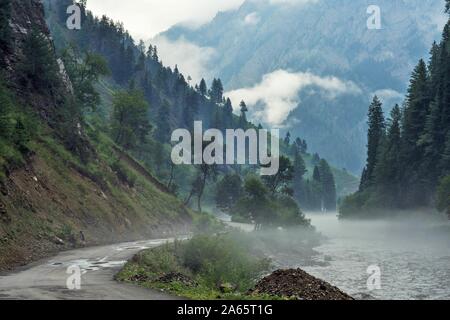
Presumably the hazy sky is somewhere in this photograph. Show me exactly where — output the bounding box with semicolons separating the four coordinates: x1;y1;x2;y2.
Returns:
87;0;246;40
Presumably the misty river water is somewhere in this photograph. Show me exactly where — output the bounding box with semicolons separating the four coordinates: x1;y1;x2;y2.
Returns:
296;213;450;300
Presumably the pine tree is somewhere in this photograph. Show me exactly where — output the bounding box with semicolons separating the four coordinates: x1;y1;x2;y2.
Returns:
239;100;248;129
293;150;307;181
0;0;11;50
20;28;60;92
146;44;153;58
312;153;321;166
420;100;442;190
152;46;159;62
212;108;223;130
428;42;442;99
319;159;337;211
293;150;307;206
374;105;402;207
403;60;431;157
401;60;431;205
437;22;450;152
199;78;207;96
155;100;171;143
210;78;224;104
313;166;321;183
441;133;450;175
284;132;291;146
224;98;234;128
360;96;385;190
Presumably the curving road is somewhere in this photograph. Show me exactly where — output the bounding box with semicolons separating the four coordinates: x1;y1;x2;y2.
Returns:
0;238;185;300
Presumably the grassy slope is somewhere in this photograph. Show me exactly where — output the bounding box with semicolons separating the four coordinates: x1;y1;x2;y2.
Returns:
0;129;191;271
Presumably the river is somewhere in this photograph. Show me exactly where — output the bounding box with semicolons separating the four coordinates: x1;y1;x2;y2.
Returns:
296;213;450;300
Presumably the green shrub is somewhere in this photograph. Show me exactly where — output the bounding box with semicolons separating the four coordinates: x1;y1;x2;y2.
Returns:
111;160;137;187
192;211;224;234
179;234;270;291
136;243;183;276
0;80;37;178
339;191;371;219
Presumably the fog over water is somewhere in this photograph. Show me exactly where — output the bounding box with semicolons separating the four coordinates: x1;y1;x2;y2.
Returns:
296;213;450;300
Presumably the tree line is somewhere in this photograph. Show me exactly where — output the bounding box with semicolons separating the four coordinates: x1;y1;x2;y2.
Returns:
44;0;338;226
341;2;450;218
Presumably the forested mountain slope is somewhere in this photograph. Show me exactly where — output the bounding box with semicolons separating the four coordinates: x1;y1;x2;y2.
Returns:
43;0;358;208
0;0;190;271
162;0;447;173
340;2;450;218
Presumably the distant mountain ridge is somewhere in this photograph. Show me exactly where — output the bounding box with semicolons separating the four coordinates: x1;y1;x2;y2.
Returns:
162;0;447;173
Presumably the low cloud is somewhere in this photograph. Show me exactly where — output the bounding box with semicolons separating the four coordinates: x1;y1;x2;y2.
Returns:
87;0;246;39
244;12;260;25
151;36;216;85
226;70;361;126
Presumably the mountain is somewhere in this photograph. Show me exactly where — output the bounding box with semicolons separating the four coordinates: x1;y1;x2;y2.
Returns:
0;0;190;271
161;0;447;173
44;0;358;204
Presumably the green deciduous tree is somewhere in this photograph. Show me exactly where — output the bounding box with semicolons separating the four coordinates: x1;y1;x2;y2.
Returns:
111;89;151;150
263;155;294;195
215;173;243;212
63;49;110;112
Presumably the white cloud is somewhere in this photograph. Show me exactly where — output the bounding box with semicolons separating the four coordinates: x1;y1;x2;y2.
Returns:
87;0;246;39
151;36;216;85
372;89;404;110
373;89;404;101
86;0;321;40
226;70;361;126
244;12;260;25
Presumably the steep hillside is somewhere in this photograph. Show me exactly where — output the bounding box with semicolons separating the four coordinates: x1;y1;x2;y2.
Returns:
0;0;190;271
43;0;358;203
162;0;447;172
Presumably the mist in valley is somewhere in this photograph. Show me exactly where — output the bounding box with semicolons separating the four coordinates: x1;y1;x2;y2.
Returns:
257;212;450;300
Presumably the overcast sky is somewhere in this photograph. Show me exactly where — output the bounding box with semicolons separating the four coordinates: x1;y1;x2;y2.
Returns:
87;0;245;40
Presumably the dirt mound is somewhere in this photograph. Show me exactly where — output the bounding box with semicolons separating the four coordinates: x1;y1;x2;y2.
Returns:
250;269;353;300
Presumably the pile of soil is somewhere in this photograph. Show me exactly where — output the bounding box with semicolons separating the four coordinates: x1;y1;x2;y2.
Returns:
250;269;353;300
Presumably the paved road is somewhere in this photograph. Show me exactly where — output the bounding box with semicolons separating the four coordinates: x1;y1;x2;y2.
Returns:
0;238;185;300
